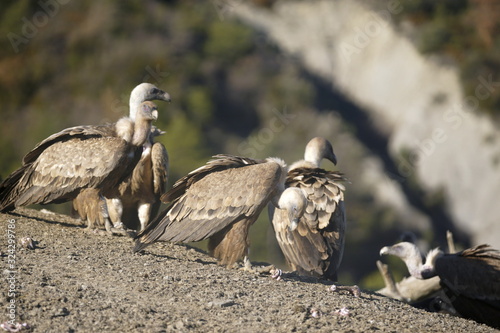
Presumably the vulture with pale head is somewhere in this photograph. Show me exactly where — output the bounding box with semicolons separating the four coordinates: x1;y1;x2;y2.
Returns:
72;83;170;233
380;241;500;328
269;137;347;281
0;102;160;217
134;154;307;268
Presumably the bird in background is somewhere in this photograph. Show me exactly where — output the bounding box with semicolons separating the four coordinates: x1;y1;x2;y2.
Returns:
381;241;500;329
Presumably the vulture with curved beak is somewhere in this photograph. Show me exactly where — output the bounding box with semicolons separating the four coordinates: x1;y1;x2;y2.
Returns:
380;241;500;328
134;154;307;268
0;102;160;217
72;83;170;234
269;137;347;281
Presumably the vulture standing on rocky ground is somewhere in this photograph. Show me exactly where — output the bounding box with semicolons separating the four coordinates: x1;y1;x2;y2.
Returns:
72;83;170;234
0;102;160;220
134;154;307;269
269;137;347;281
380;241;500;328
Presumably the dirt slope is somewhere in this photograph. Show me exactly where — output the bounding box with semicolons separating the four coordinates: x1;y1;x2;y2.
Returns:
0;208;497;332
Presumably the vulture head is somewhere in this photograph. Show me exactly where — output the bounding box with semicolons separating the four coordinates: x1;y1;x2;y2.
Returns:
129;83;171;120
380;242;427;279
303;137;337;168
138;101;159;121
380;241;445;279
277;187;307;231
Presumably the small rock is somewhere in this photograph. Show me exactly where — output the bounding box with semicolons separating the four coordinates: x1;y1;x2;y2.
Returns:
19;237;36;250
53;307;70;317
207;299;236;308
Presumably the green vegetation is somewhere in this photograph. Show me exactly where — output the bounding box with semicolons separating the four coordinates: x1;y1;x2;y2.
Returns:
395;0;500;115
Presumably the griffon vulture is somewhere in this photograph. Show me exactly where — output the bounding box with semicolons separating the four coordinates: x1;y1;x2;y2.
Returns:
134;154;307;268
380;242;500;328
72;83;170;233
269;137;347;281
0;102;160;218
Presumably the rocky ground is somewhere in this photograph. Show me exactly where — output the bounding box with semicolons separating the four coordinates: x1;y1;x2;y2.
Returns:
0;208;498;332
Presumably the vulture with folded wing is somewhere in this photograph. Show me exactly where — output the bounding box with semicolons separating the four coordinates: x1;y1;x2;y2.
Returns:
0;102;159;217
134;154;306;267
380;242;500;328
269;137;347;281
72;83;170;233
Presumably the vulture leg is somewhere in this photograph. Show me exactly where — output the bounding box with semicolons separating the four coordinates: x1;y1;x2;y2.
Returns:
107;198;123;228
208;218;280;277
138;203;152;231
84;195;114;236
99;195;112;233
105;198;136;237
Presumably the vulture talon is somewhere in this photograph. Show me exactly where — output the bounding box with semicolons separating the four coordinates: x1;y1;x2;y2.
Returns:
330;284;361;297
270;268;283;280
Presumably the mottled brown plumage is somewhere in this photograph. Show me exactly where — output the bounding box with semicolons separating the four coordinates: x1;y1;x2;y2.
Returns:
381;242;500;328
0;102;159;213
72;83;170;232
270;137;347;280
106;127;169;231
135;154;306;267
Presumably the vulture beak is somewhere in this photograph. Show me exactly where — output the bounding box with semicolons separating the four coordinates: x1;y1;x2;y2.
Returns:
152;109;158;120
379;246;390;256
328;151;338;166
420;267;434;279
150;126;166;137
161;91;172;103
288;211;299;231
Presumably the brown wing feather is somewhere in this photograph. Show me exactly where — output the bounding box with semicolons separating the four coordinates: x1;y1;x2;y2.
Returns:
0;125;140;211
152;142;169;197
161;154;260;203
271;168;346;280
23;125;116;164
135;156;280;251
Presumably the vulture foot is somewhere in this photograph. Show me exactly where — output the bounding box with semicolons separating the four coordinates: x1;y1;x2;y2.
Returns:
240;256;282;279
106;222;136;237
85;227;109;236
330;284;361;297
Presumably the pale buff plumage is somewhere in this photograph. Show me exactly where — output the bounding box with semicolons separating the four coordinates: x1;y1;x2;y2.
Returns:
270;137;347;281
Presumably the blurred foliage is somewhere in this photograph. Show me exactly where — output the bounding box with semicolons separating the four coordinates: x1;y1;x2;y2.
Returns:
395;0;500;116
0;0;443;290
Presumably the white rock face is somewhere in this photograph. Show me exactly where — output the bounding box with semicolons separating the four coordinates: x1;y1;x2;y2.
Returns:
231;0;500;247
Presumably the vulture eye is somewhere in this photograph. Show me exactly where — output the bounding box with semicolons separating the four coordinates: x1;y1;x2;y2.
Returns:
151;88;160;95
